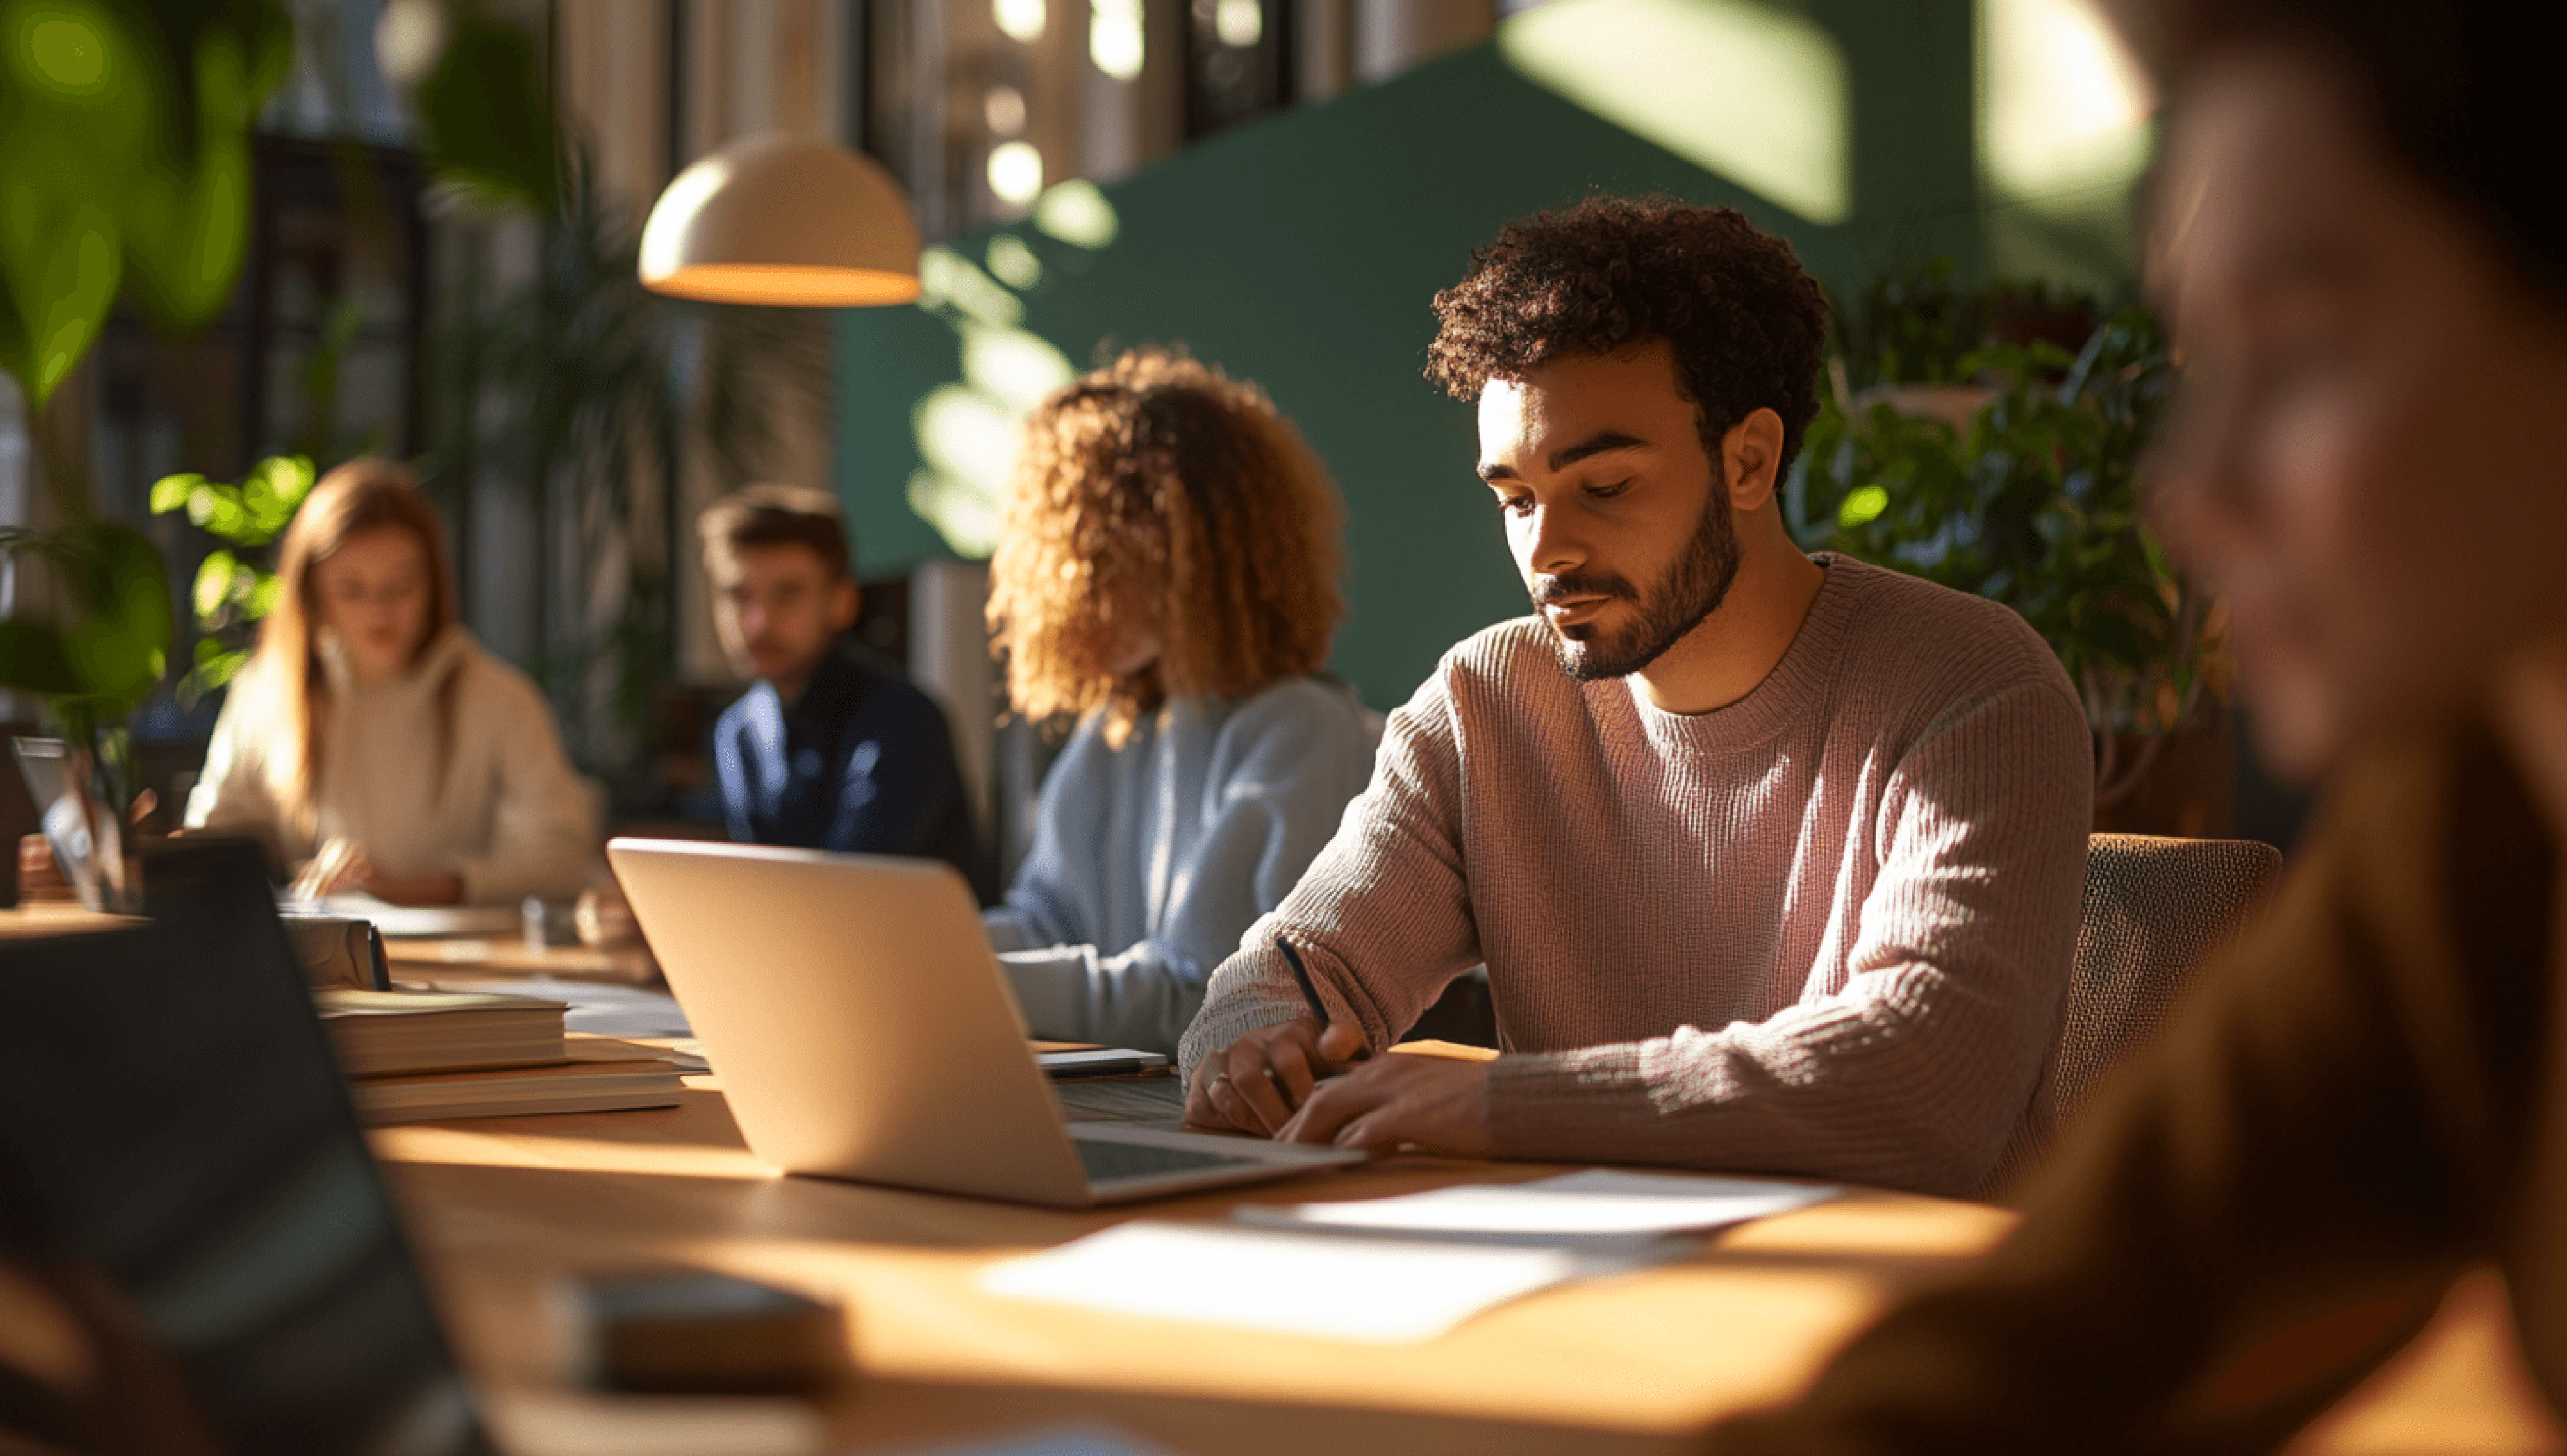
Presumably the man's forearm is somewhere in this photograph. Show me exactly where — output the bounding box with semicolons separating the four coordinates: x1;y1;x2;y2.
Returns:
1179;940;1318;1084
1483;965;2052;1197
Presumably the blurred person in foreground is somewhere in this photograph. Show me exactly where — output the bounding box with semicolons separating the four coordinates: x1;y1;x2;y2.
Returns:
1179;197;2096;1196
187;460;593;905
1707;0;2567;1448
702;486;981;889
979;347;1377;1054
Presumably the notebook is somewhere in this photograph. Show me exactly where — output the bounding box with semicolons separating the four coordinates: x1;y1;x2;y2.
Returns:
317;987;569;1076
349;1038;687;1124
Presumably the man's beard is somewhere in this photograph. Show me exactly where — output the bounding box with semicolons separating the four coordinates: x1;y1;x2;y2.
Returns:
1532;482;1741;682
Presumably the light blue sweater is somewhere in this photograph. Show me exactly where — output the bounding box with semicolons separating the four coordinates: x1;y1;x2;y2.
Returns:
981;676;1380;1052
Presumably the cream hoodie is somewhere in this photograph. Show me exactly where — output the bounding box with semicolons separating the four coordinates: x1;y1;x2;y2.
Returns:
185;626;596;905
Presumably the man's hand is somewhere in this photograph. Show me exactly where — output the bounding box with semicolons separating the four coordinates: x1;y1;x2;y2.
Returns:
1185;1019;1368;1137
1274;1053;1493;1157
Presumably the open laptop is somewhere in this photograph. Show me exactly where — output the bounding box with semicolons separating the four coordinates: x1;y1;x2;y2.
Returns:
607;838;1364;1207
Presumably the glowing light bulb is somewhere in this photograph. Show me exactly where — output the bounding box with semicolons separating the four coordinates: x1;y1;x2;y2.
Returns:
995;0;1046;43
984;84;1027;135
1215;0;1261;47
1090;0;1144;80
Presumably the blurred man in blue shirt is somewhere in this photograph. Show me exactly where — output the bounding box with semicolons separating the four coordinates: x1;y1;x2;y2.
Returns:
700;487;982;891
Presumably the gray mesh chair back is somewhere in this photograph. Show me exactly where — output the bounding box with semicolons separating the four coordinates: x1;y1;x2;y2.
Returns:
1986;833;2284;1199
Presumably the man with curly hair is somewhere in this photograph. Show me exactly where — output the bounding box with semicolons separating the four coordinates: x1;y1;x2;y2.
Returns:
1178;196;2096;1197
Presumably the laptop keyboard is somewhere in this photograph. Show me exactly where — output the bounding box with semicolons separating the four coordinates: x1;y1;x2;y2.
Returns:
1075;1138;1257;1182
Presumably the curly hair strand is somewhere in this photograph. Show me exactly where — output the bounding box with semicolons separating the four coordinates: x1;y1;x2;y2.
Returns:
1426;194;1831;470
988;348;1346;745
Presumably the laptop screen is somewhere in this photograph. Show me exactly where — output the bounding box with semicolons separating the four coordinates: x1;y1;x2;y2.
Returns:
0;838;496;1455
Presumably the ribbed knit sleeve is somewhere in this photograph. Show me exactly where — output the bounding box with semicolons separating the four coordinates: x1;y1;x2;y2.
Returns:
1179;556;2095;1197
1484;672;2091;1195
1181;667;1482;1078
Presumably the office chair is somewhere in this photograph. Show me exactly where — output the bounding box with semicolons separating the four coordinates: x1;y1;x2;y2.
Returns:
1986;832;2285;1201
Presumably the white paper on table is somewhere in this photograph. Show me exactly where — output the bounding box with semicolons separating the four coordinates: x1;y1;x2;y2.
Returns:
1231;1169;1839;1254
314;894;522;938
652;1037;713;1072
979;1220;1611;1342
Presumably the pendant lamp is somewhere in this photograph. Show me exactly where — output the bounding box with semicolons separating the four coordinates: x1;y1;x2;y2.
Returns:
639;133;923;306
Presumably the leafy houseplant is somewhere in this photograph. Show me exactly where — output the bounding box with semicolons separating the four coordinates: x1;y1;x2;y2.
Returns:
1829;257;2102;393
1791;292;2228;813
0;519;173;789
0;0;291;491
149;454;317;703
0;0;289;889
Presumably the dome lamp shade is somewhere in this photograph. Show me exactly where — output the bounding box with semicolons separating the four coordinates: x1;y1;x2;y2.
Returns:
640;134;923;306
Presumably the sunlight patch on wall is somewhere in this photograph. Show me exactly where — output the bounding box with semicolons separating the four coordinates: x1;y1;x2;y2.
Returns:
910;384;1013;558
1499;0;1849;225
1034;179;1119;249
964;324;1073;412
906;248;1079;558
1979;0;2152;209
919;244;1024;327
897;174;1116;558
986;233;1044;288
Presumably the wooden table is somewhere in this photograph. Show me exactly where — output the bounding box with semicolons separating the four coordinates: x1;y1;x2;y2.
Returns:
369;1083;2566;1455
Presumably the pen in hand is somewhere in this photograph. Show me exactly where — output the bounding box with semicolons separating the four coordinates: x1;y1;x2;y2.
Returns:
1273;935;1369;1066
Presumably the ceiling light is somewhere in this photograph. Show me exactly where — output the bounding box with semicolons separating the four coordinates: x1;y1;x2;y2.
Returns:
640;134;922;306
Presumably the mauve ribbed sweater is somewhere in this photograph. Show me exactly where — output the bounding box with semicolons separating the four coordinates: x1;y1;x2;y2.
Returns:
1179;555;2096;1197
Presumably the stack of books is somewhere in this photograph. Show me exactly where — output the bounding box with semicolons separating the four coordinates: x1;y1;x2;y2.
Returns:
316;988;688;1124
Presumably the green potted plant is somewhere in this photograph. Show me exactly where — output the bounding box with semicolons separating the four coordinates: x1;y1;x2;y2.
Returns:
1791;274;2230;832
0;0;290;902
150;453;317;703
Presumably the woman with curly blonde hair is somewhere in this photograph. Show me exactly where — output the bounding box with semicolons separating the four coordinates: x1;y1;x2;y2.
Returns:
981;347;1378;1051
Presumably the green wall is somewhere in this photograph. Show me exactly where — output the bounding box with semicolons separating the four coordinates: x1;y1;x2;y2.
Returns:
837;0;1992;709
